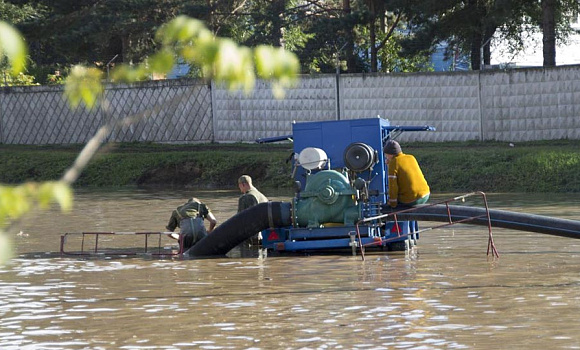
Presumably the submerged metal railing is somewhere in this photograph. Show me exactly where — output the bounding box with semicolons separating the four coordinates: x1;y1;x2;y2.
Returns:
60;231;183;257
355;191;499;261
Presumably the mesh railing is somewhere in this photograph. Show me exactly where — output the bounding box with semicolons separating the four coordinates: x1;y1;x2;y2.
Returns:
0;80;212;144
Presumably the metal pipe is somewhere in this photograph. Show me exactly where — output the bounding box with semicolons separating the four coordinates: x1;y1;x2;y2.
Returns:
358;192;499;259
480;37;492;70
106;54;119;81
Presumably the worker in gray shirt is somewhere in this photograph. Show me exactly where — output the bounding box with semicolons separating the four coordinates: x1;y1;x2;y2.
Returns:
237;175;268;212
237;175;268;246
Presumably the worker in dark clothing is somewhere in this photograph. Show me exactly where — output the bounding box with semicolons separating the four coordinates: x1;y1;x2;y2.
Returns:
384;140;430;209
237;175;268;245
237;175;268;212
166;197;217;251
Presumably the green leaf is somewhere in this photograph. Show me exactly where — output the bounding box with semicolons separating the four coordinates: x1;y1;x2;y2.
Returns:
49;182;73;212
255;46;277;78
0;232;12;266
0;182;73;227
0;185;26;225
149;50;175;74
213;40;256;92
64;66;104;109
255;46;299;98
274;50;300;82
255;46;299;81
157;15;210;46
110;64;149;83
0;185;30;224
0;21;28;75
38;181;73;211
183;31;219;66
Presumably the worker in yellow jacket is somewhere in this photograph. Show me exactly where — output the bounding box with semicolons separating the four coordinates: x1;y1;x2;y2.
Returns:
384;140;430;209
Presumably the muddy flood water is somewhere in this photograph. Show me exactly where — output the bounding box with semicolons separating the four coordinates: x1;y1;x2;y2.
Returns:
2;189;580;349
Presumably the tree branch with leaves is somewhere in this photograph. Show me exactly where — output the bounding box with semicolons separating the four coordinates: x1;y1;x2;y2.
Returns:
0;15;299;264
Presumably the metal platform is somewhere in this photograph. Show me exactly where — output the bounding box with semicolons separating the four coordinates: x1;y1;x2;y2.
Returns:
60;231;183;257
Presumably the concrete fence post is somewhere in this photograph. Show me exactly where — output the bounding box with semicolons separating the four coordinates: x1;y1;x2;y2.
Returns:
0;91;3;144
477;71;485;141
335;69;341;120
210;80;217;142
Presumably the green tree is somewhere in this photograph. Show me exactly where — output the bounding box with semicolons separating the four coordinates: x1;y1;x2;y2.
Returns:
13;0;191;65
397;0;498;70
400;0;580;70
10;0;264;81
0;0;40;23
374;32;433;72
356;0;437;72
542;0;557;67
236;0;286;47
540;0;579;67
291;3;364;73
0;0;41;84
293;0;430;73
400;1;479;69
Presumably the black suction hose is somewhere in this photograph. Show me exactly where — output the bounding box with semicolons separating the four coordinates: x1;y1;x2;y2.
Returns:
186;201;292;257
395;204;580;239
188;201;580;257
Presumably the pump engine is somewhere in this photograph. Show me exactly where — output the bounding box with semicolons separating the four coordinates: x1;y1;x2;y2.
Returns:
261;117;434;252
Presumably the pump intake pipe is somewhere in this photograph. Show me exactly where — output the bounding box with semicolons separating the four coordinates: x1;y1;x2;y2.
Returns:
186;201;292;257
394;204;580;239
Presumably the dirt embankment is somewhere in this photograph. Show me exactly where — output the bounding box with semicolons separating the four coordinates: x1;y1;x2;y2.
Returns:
135;160;275;189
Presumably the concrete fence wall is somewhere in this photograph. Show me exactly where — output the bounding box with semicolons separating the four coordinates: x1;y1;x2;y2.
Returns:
1;65;579;145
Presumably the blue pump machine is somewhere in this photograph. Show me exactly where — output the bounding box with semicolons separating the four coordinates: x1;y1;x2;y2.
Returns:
261;117;435;252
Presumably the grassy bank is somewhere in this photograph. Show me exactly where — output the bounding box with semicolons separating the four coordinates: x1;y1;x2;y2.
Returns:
416;140;580;193
1;140;580;192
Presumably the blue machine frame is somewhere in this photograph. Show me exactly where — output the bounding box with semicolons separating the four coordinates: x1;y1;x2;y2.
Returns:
261;117;434;253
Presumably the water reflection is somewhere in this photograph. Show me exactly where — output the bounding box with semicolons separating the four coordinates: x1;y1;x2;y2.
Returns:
2;190;580;348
